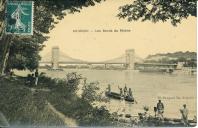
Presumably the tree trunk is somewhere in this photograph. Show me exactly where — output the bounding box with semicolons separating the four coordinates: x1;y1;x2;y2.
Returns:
0;0;11;76
0;35;12;75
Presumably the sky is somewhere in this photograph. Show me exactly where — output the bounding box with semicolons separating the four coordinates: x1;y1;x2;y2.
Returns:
40;0;197;61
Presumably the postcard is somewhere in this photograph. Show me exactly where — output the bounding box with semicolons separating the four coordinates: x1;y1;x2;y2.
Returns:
0;0;197;127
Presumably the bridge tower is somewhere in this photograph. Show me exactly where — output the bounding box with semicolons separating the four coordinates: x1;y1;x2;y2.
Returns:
51;46;59;69
125;49;135;70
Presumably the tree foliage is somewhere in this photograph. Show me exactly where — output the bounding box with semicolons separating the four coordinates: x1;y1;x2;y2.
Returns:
33;0;103;34
81;82;102;103
0;0;103;72
38;73;113;126
118;0;197;26
4;33;46;71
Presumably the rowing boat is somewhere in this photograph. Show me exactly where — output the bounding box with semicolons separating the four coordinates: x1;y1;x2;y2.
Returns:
105;91;135;102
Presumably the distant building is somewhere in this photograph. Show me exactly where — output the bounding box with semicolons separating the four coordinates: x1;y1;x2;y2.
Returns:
177;62;185;70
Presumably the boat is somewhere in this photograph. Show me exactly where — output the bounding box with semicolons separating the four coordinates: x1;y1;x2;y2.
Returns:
105;91;135;102
139;68;174;73
47;68;64;71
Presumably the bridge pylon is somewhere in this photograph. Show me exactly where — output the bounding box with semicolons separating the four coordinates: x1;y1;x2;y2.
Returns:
125;49;135;70
51;46;59;69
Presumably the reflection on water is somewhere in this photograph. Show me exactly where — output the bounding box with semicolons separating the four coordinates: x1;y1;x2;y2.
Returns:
15;69;197;119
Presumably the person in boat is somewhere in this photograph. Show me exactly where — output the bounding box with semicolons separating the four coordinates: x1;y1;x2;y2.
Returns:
154;107;157;117
128;88;133;98
118;86;123;97
180;104;189;126
124;84;127;97
156;100;164;120
107;84;111;94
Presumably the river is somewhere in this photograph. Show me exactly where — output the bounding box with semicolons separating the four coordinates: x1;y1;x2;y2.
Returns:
15;69;197;120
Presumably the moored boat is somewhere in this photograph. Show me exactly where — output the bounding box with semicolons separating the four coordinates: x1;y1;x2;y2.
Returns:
139;68;174;73
47;68;64;71
105;91;135;103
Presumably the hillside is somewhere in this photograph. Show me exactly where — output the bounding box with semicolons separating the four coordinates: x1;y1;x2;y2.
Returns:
145;51;197;65
0;75;113;126
0;77;65;126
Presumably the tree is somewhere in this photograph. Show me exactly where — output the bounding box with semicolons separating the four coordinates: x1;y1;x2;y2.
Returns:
118;0;196;26
5;34;46;71
0;0;9;75
0;0;103;75
81;82;102;103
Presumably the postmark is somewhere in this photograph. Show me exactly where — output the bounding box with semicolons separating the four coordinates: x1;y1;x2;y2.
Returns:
5;1;34;35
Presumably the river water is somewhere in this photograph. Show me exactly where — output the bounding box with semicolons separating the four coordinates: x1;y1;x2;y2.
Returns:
15;69;197;119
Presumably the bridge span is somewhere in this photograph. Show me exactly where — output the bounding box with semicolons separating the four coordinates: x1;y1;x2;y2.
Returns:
39;46;179;71
40;61;126;65
40;47;142;69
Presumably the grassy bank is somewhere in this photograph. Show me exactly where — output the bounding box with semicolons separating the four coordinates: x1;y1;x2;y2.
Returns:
0;74;113;126
0;76;65;126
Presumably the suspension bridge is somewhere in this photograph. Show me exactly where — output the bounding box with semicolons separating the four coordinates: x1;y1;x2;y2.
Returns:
39;46;143;69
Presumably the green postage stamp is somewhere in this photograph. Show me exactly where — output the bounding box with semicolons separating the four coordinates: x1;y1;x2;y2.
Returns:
5;1;34;35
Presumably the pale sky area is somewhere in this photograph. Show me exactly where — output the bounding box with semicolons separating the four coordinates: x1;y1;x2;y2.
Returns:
40;0;197;61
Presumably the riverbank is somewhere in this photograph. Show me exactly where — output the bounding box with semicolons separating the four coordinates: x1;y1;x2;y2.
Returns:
14;69;197;119
0;72;196;127
0;74;113;127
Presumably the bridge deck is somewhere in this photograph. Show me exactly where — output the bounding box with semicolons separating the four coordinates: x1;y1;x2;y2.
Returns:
135;63;177;66
40;61;125;64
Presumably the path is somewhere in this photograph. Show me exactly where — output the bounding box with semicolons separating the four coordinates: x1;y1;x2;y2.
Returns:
30;88;51;93
47;102;78;127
